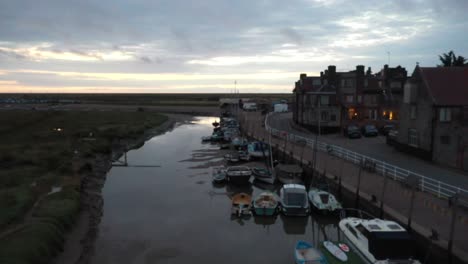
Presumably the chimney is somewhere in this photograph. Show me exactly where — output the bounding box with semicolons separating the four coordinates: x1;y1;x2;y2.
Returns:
300;73;307;80
320;71;323;77
328;65;336;74
356;65;365;74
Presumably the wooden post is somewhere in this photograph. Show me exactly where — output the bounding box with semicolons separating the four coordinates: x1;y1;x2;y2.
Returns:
448;193;459;264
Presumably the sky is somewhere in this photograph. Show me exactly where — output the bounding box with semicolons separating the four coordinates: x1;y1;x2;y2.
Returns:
0;0;467;93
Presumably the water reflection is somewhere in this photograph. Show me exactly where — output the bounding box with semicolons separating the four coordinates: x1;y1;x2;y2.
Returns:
90;116;343;264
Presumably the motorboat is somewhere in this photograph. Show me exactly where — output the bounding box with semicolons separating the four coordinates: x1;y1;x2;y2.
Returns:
231;193;252;216
201;136;211;142
252;192;278;216
226;166;252;185
247;141;270;158
339;217;421;264
252;167;275;184
275;164;303;184
231;137;248;149
308;188;342;213
212;166;226;183
280;184;310;216
294;241;327;264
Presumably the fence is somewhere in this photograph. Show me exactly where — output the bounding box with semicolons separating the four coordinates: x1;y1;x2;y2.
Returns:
264;113;468;206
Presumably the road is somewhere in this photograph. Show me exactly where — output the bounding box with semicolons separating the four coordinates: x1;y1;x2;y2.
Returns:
268;112;468;189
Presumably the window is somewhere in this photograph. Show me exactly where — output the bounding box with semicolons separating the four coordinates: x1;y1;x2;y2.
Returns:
364;79;368;87
369;109;377;120
320;95;329;106
342;79;353;87
313;79;321;85
440;135;450;145
408;129;418;147
321;111;328;121
357;95;362;103
330;114;336;121
345;95;354;103
439;108;451;122
410;105;417;119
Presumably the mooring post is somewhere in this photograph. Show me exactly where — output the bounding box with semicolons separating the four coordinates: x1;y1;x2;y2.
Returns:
448;193;459;264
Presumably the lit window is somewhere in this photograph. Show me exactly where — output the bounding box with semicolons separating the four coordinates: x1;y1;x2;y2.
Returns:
389;111;393;120
439;108;451;122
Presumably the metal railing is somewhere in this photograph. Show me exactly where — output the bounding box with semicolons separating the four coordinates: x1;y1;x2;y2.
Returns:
264;113;468;206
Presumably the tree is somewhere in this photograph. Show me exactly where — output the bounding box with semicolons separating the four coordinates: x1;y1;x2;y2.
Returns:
438;50;467;67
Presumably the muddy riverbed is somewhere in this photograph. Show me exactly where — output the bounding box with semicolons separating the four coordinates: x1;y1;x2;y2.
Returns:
88;116;342;264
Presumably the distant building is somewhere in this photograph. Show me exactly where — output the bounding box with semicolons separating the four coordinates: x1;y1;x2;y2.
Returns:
293;64;407;133
396;66;468;170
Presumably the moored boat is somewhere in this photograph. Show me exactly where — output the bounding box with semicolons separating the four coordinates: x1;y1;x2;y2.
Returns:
252;192;278;216
318;241;365;264
275;164;303;184
231;193;252;216
280;184;309;216
294;241;327;264
226;166;252;185
308;188;342;213
212;166;226;183
252;167;275;184
339;217;421;264
247;141;270;158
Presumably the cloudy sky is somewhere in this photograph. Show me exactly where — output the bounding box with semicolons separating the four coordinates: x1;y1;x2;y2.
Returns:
0;0;467;93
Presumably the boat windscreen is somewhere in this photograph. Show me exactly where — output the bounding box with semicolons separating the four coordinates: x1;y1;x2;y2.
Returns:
368;231;416;260
286;193;306;206
319;194;329;204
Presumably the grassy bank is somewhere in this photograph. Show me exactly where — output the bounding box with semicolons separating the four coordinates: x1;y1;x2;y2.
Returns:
0;110;168;264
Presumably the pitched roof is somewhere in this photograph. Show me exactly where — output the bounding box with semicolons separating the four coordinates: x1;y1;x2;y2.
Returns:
419;67;468;106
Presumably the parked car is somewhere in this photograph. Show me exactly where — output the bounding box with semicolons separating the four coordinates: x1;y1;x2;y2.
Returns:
386;130;399;146
362;124;378;137
344;125;361;139
380;124;395;136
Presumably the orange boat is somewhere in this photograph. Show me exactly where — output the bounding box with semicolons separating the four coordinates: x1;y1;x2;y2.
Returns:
231;193;252;216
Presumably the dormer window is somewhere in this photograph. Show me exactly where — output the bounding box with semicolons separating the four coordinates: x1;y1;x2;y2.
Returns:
439;108;451;122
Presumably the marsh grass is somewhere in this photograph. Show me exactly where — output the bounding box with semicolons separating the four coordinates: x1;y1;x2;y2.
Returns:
0;110;167;264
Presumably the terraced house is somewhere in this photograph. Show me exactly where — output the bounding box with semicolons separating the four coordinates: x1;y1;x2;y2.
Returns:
292;64;407;133
396;66;468;171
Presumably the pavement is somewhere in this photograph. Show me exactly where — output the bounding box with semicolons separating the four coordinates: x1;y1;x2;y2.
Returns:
268;112;468;189
241;111;468;263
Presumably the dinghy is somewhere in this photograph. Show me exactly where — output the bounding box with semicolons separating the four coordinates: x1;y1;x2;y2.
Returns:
294;241;327;264
275;164;303;184
252;192;278;216
323;241;347;262
231;193;252;216
212;166;226;183
308;188;342;213
252;167;275;184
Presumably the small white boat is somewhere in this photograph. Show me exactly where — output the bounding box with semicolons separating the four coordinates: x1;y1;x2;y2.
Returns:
212;166;226;183
252;167;275;184
308;188;342;213
323;241;348;262
339;217;421;264
201;136;212;142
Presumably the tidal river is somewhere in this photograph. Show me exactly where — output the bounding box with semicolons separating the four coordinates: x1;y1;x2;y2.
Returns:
89;116;341;264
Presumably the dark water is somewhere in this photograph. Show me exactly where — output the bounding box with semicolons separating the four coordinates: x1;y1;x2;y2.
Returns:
90;117;341;264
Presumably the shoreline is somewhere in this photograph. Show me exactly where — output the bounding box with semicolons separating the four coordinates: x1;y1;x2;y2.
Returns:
53;113;195;264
